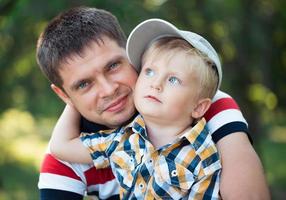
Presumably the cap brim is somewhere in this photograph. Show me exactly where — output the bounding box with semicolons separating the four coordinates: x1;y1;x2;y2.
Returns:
126;19;181;71
126;18;222;89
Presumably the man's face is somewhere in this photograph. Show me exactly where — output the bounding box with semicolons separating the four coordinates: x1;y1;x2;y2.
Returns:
55;37;138;128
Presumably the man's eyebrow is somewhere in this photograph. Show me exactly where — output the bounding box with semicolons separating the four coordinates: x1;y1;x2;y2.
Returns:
69;55;125;91
70;78;89;91
105;55;125;68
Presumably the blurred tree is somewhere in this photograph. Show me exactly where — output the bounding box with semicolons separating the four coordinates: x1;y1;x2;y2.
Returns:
0;0;286;198
1;0;283;119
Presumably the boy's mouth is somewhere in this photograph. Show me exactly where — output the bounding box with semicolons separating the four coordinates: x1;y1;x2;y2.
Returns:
144;95;162;103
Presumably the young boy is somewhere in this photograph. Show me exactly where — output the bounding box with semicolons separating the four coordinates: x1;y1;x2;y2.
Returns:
50;19;222;199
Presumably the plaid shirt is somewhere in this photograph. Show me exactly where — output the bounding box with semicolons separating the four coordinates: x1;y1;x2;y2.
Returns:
81;115;221;200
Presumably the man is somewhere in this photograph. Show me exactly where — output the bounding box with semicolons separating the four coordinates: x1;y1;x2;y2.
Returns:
36;6;270;200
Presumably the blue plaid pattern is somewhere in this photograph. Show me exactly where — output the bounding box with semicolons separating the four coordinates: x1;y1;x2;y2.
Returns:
81;115;221;199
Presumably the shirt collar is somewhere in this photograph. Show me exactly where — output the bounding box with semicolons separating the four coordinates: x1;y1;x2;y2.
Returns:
125;114;148;138
180;118;207;144
124;115;207;147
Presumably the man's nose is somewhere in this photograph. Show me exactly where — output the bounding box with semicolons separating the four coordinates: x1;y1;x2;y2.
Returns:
98;77;119;98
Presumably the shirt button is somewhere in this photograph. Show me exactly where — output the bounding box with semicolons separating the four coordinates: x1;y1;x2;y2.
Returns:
139;182;144;190
149;159;153;163
129;158;134;163
171;170;177;177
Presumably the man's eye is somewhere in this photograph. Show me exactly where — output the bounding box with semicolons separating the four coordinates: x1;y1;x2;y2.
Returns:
145;68;155;77
78;82;89;89
168;76;181;85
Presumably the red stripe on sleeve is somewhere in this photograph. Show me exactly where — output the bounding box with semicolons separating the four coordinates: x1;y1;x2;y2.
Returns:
85;166;115;186
40;154;81;181
204;97;240;122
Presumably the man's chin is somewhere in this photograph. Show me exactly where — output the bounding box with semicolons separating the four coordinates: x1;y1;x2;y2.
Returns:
105;109;136;128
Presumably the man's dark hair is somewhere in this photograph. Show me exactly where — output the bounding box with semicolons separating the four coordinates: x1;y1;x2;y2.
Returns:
36;6;126;88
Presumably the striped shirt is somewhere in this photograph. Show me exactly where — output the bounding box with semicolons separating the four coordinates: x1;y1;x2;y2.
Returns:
38;90;248;199
81;116;221;199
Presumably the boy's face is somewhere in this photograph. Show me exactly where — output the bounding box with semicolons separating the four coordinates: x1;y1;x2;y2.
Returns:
53;37;138;128
134;51;201;125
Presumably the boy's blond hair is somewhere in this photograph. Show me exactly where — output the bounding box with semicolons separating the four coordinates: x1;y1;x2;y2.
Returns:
142;37;219;99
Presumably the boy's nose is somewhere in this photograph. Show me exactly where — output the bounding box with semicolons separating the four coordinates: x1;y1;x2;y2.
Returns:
150;79;163;92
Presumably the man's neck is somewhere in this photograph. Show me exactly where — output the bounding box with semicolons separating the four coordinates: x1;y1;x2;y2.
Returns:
80;111;138;133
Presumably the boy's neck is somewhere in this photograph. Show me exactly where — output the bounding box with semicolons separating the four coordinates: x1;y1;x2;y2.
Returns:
143;117;194;148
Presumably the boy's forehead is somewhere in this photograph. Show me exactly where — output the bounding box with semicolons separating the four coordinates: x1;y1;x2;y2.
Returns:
144;46;189;64
145;51;202;79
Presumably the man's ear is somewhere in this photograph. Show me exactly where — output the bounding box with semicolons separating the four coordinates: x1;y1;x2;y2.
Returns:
51;84;74;106
191;98;212;119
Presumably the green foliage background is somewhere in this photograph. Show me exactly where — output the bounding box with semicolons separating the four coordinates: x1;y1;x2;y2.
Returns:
0;0;285;199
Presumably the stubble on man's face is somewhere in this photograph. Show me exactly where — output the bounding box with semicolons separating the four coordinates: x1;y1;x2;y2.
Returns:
58;38;138;128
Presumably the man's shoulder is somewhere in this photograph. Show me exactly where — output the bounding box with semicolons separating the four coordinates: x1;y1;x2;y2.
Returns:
40;153;93;178
39;153;116;185
39;153;119;197
204;90;249;143
212;90;233;101
205;90;242;122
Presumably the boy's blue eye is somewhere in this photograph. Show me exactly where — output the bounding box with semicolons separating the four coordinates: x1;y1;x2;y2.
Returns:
109;62;119;70
168;76;181;85
145;68;154;77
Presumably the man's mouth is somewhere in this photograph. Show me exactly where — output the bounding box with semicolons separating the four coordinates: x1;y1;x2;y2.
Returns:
104;95;128;112
144;95;162;103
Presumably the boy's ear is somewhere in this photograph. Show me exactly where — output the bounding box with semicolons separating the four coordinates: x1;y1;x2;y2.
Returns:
191;98;212;119
51;84;74;106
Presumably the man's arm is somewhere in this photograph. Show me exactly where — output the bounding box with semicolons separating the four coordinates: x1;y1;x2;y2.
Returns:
204;90;270;199
39;106;120;200
39;153;86;200
40;189;83;200
217;132;270;200
38;153;119;200
50;105;93;164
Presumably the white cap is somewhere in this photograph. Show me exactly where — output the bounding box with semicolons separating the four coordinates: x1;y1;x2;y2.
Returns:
126;18;222;89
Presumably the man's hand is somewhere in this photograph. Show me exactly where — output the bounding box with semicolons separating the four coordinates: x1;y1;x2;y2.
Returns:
217;132;270;200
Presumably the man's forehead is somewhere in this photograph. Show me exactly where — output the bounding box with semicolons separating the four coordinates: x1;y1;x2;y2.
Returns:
61;39;124;65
